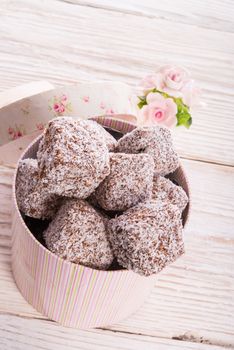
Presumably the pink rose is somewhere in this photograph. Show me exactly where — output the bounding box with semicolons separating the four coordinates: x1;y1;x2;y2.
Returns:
53;103;65;114
83;96;89;103
140;65;200;108
13;131;22;140
139;92;177;128
53;103;60;112
140;65;189;94
8;127;14;135
105;108;115;114
61;94;67;102
139;74;163;93
160;67;201;107
59;105;65;113
36;123;44;131
159;65;189;90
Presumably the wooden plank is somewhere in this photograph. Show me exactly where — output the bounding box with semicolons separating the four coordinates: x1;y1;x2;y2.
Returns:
0;159;233;348
0;0;234;165
0;315;226;350
65;0;234;33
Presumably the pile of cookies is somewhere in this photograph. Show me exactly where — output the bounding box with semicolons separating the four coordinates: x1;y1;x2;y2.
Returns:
16;117;188;276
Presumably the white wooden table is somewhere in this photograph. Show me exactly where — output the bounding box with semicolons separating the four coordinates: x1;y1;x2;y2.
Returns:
0;1;234;349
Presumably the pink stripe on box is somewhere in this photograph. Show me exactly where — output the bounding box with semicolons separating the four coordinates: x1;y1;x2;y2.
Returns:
86;271;109;326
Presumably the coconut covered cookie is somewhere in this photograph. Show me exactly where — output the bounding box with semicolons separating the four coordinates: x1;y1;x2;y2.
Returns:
43;199;114;269
16;116;188;274
94;153;154;211
152;176;188;212
116;126;179;176
78;120;117;151
16;159;60;219
107;201;184;276
37;117;110;198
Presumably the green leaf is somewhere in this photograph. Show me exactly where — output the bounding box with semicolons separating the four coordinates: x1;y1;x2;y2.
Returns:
176;113;192;128
137;95;147;109
175;103;192;128
166;96;192;128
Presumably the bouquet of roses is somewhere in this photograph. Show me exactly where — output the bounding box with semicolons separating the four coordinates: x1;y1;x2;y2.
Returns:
137;65;201;129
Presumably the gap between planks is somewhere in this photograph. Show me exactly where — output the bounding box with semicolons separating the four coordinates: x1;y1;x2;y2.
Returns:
57;0;234;33
0;314;228;350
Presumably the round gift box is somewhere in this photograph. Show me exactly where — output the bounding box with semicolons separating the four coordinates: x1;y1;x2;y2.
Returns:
11;118;190;329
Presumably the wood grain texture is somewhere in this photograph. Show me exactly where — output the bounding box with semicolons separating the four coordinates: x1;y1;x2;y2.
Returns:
0;160;233;348
0;0;234;165
0;315;226;350
65;0;234;33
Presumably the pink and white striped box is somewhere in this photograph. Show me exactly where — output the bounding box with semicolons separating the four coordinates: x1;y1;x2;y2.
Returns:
11;118;190;329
